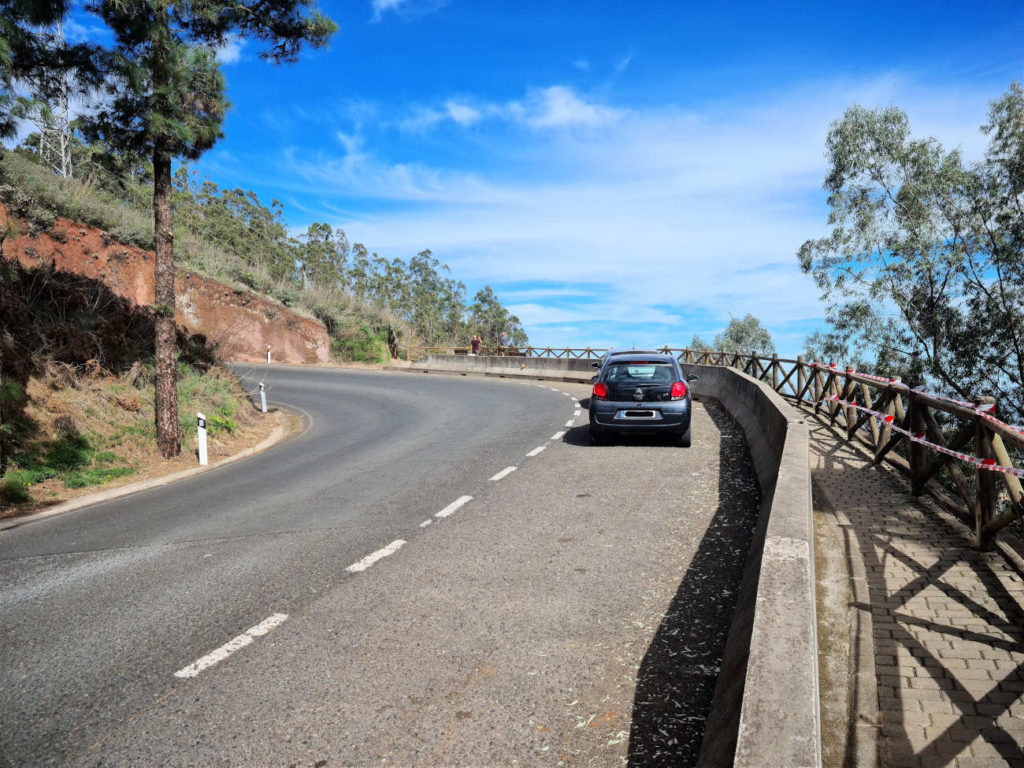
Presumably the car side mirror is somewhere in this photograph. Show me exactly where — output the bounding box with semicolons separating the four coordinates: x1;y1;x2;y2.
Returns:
591;361;601;368
590;374;598;383
687;374;699;382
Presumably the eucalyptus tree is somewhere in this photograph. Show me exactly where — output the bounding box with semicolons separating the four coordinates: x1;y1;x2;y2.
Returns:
713;314;775;355
74;0;335;456
468;285;526;346
0;0;100;140
299;222;349;291
799;83;1024;417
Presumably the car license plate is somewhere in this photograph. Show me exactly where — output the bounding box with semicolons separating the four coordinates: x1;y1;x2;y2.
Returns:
620;410;655;419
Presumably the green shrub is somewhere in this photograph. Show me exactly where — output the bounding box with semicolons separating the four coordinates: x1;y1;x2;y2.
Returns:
64;466;134;488
44;433;92;471
332;323;385;362
208;414;236;434
1;470;34;502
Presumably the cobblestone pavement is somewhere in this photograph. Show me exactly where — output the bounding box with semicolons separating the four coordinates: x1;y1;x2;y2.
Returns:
808;415;1024;768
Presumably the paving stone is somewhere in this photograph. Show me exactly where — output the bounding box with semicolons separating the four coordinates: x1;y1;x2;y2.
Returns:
809;415;1024;768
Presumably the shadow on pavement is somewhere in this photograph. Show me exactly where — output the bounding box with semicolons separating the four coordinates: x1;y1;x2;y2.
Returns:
626;399;762;767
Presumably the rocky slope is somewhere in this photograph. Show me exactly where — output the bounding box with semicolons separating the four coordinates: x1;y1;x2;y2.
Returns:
1;204;331;365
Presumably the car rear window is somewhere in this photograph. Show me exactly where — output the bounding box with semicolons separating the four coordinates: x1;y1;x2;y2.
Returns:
604;362;675;382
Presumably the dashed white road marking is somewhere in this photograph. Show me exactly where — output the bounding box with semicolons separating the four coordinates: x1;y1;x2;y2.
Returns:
526;445;546;457
551;431;566;440
420;519;433;528
346;539;406;573
565;419;575;427
490;466;517;482
174;613;288;679
574;410;582;417
435;495;473;519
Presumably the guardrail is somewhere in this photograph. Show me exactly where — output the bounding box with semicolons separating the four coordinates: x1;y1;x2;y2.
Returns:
406;345;603;360
672;348;1022;551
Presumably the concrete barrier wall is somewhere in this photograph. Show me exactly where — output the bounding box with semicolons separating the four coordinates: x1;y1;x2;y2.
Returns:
409;355;821;767
684;364;820;768
417;353;598;378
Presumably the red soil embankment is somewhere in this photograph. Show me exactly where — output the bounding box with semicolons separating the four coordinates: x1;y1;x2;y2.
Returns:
1;205;331;364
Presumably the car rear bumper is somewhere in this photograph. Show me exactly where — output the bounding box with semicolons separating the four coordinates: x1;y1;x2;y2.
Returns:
589;400;691;433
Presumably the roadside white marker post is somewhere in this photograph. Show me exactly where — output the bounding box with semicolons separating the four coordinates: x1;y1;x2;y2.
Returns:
259;382;267;413
197;413;208;466
266;345;271;364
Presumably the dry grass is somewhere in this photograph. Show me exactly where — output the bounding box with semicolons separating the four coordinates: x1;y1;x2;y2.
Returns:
1;361;279;517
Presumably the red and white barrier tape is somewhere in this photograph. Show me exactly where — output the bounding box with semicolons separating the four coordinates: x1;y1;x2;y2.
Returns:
819;394;1024;479
809;363;1014;431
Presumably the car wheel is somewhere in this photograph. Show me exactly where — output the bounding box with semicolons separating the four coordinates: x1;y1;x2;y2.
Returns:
678;428;691;447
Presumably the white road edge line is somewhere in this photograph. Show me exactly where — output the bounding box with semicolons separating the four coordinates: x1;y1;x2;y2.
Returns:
435;495;473;519
551;431;566;440
490;466;517;482
526;446;546;457
174;613;288;679
346;539;407;573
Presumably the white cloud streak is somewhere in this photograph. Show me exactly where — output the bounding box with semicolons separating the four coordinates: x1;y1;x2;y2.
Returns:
276;76;1000;348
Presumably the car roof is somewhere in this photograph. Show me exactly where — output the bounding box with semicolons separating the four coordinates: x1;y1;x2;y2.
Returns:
606;348;663;357
603;352;679;364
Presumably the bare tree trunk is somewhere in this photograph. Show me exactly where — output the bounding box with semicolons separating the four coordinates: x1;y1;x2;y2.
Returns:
153;144;180;458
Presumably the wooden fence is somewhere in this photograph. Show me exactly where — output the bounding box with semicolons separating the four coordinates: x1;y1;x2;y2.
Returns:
671;348;1023;551
405;344;604;360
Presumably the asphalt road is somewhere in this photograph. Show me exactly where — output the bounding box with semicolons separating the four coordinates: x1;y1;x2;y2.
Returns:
0;366;760;767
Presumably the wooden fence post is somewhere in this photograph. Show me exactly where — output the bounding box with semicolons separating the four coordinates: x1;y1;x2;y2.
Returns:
908;384;926;496
813;364;822;415
975;396;998;551
797;356;805;405
844;367;857;440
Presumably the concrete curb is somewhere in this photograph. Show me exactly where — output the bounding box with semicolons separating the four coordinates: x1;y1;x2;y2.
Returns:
0;408;298;532
684;364;821;768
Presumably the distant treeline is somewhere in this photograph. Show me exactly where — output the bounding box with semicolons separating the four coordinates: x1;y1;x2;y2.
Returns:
4;135;526;360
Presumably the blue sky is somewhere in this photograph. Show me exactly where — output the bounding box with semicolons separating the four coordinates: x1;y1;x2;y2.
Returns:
74;0;1024;356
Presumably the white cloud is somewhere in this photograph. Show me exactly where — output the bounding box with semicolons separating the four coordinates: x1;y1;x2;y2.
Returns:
275;75;1000;350
445;100;483;126
370;0;447;22
397;85;624;132
614;54;632;73
215;36;244;65
512;85;624;128
371;0;405;21
573;59;590;72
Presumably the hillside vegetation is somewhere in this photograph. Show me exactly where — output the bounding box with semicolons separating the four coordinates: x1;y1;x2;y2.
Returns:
1;144;527;361
0;256;273;509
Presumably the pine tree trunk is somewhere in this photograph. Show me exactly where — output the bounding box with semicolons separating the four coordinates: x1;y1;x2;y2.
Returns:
153;145;180;458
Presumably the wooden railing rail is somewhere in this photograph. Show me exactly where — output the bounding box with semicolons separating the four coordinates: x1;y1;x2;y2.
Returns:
405;345;604;360
664;348;1023;551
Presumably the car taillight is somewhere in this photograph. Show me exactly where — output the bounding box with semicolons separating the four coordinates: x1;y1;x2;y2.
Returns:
670;381;687;400
593;382;608;400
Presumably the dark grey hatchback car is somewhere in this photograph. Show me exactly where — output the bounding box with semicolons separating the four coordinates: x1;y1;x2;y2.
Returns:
588;353;696;446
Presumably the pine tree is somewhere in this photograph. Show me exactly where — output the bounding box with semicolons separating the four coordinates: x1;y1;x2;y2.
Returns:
74;0;335;457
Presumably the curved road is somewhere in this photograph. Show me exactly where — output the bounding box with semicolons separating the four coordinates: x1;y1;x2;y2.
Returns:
0;366;759;767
